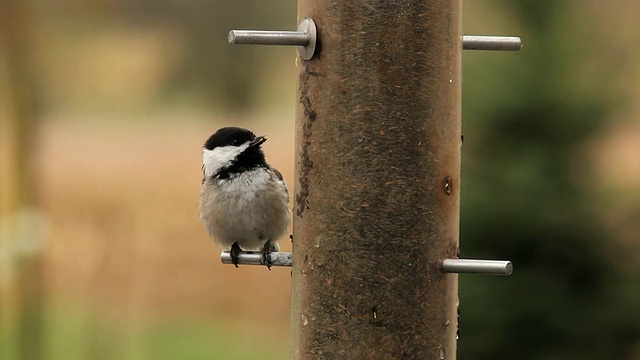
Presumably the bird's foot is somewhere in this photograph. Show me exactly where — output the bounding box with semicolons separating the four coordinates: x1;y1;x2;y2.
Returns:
262;242;277;270
230;242;241;268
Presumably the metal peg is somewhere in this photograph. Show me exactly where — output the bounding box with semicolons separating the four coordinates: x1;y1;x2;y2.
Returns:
463;36;522;51
220;251;293;267
228;18;317;60
442;259;513;275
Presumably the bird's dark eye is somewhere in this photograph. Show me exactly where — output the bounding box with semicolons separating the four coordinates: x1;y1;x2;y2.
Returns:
232;139;241;145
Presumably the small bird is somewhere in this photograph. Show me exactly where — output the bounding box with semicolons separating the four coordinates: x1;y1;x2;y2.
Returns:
199;127;290;268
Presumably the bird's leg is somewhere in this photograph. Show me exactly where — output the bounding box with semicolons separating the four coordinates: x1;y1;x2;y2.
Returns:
230;242;241;268
261;241;275;270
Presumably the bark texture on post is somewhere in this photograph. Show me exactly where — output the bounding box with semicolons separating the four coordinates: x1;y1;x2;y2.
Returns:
292;1;461;359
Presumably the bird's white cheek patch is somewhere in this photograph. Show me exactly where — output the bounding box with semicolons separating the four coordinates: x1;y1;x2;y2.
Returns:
202;143;249;177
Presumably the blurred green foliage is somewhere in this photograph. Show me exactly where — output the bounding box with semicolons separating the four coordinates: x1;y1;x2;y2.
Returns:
0;305;287;360
460;1;640;359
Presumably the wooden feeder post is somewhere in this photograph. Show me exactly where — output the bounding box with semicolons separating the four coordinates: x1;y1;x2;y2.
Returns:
291;1;462;359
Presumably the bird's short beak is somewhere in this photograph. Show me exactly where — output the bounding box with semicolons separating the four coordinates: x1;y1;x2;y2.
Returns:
249;136;267;148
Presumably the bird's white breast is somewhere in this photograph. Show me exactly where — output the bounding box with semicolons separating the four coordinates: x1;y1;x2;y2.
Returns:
199;169;290;250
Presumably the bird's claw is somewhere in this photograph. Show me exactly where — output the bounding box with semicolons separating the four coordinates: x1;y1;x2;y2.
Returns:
262;242;275;270
230;242;241;268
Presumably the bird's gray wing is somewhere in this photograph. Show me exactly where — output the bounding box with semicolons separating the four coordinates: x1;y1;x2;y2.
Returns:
270;166;289;203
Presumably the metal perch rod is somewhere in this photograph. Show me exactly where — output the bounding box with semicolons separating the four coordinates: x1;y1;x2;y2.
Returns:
442;259;513;275
228;30;310;46
220;251;293;267
462;35;522;51
227;18;317;60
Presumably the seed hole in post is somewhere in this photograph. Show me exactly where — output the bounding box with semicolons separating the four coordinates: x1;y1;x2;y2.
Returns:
443;176;453;196
370;306;383;327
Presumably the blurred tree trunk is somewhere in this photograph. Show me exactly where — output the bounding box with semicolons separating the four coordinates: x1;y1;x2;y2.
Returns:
0;0;43;359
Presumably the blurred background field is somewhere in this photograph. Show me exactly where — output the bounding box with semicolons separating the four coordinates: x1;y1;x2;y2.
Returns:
1;0;640;359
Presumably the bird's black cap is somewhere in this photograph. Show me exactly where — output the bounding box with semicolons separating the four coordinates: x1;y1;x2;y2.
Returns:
204;127;268;178
204;127;257;150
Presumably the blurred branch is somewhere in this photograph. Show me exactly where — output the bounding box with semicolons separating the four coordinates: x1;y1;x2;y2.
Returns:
0;0;43;359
